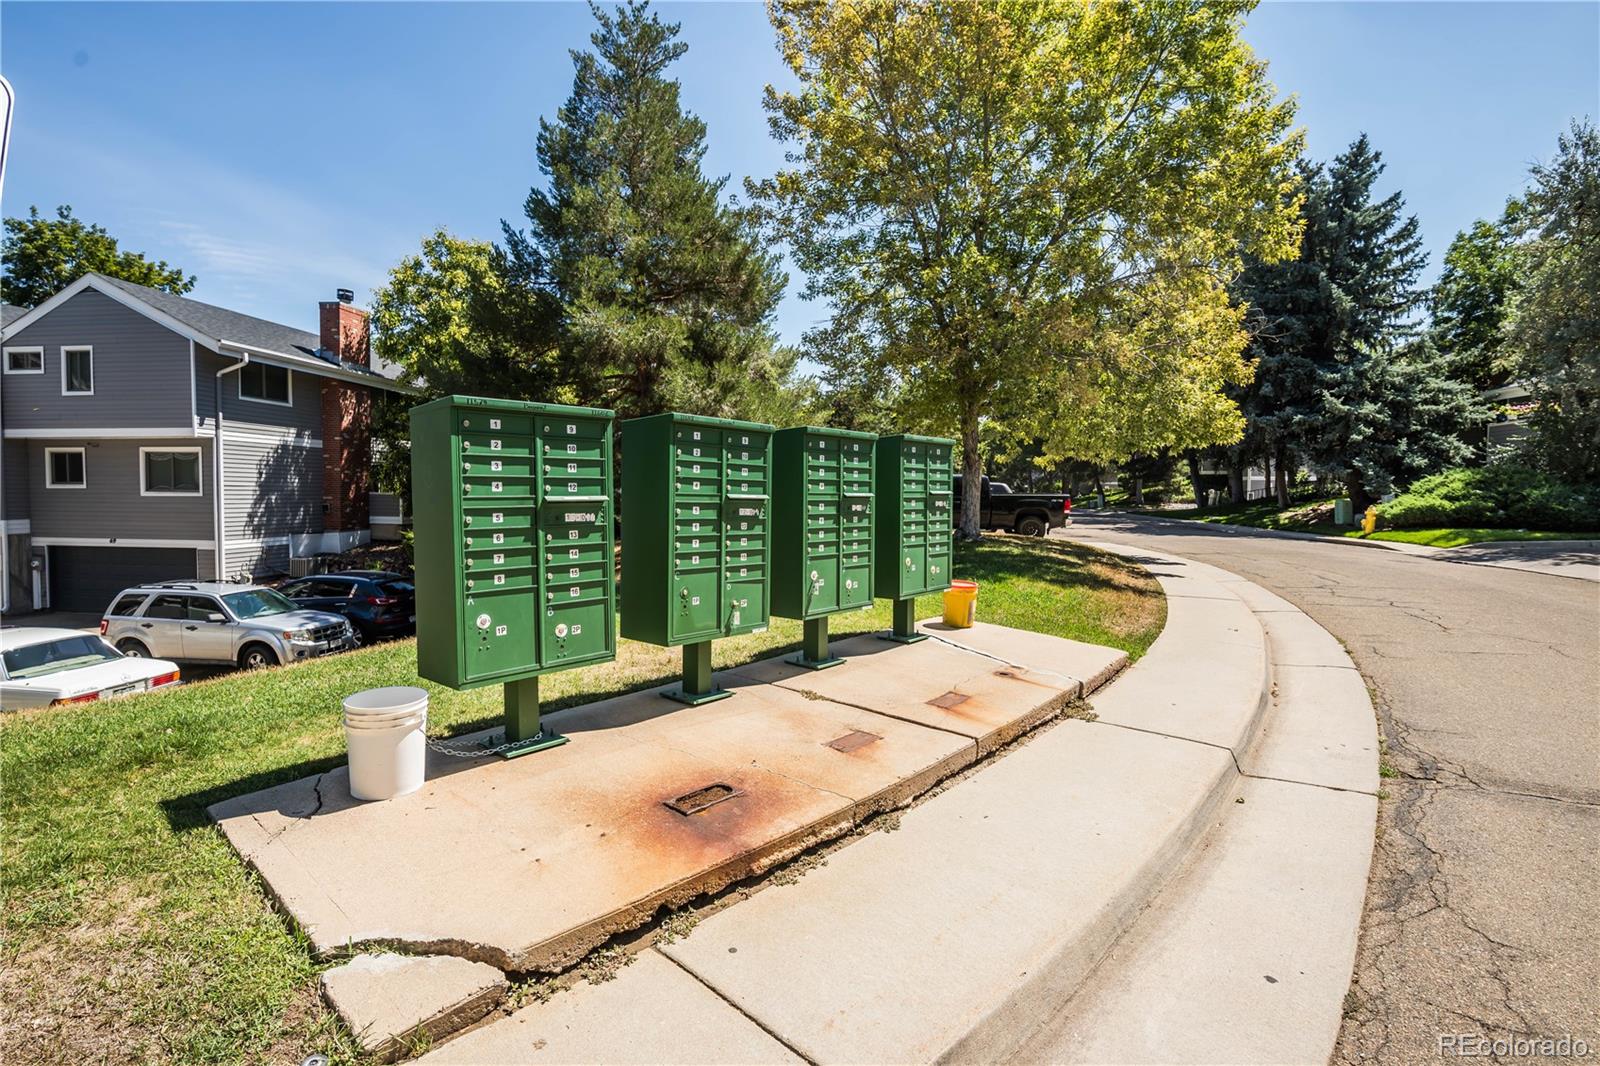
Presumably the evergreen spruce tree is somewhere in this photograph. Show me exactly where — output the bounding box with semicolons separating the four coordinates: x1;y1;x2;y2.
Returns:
1235;136;1476;510
503;1;787;420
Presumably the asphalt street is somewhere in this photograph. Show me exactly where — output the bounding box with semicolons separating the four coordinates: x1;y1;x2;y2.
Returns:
1065;513;1599;1065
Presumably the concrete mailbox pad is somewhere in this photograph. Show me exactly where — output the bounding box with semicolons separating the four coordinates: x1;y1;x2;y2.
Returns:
210;622;1126;976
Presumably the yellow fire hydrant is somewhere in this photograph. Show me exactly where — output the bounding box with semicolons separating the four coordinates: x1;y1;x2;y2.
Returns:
1362;506;1379;534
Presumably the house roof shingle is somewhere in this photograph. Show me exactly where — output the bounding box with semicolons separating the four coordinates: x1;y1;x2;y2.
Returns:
83;274;404;388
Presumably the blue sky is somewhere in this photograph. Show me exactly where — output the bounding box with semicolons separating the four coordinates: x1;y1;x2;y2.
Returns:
1;2;1595;346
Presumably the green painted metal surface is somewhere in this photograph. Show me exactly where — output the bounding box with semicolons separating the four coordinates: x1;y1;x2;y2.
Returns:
770;426;878;622
874;434;956;601
411;395;617;692
620;412;775;651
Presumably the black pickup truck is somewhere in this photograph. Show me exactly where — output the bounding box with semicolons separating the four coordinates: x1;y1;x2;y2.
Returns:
951;476;1071;536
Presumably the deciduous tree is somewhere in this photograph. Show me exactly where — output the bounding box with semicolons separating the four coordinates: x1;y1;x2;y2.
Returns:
755;0;1302;536
1502;120;1600;484
2;205;194;307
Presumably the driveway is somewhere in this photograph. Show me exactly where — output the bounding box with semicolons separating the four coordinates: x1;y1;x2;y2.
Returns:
1063;513;1599;1064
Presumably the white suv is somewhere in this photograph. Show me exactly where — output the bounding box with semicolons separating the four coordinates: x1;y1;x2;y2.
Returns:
101;582;354;669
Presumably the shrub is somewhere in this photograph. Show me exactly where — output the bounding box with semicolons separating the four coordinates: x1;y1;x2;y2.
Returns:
1378;466;1600;531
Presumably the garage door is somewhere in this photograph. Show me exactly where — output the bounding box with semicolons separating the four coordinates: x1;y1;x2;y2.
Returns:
48;546;198;612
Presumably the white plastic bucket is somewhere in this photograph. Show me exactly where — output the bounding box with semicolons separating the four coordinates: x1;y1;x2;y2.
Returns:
343;687;429;801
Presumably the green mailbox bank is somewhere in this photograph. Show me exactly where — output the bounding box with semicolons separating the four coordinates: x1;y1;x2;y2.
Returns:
874;434;956;641
770;426;878;668
410;395;617;757
620;413;774;704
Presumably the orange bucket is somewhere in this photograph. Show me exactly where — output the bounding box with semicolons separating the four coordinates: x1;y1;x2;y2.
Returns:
942;580;978;628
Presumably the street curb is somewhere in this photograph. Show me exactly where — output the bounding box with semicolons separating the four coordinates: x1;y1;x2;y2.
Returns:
1010;538;1380;1065
1077;507;1437;555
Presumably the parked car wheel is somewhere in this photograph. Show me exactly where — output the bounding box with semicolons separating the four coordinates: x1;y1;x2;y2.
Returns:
1016;515;1048;537
117;639;151;658
238;643;279;670
348;626;366;648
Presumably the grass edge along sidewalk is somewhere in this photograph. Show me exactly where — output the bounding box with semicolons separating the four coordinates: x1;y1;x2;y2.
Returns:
0;535;1165;1066
1130;498;1599;548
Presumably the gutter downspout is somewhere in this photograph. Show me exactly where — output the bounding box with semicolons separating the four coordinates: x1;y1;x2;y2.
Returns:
215;354;250;581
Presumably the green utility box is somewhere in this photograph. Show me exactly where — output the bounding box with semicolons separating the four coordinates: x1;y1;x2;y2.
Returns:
770;426;878;668
621;412;775;704
875;434;956;641
411;395;617;756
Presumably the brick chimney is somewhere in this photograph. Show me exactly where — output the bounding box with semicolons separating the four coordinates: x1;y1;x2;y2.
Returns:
319;290;372;537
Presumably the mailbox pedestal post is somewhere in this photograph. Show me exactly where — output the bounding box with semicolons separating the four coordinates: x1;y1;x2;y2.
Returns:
499;676;568;758
885;597;925;643
666;640;731;705
791;617;843;670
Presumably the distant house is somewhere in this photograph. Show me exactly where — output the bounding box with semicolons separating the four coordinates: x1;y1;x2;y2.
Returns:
0;275;413;613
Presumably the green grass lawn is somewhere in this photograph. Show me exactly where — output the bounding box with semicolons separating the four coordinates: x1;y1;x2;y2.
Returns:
0;535;1164;1066
1137;500;1598;548
1344;527;1600;548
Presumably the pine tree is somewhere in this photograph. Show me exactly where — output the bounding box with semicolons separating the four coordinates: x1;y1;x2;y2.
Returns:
1235;136;1476;510
502;1;786;420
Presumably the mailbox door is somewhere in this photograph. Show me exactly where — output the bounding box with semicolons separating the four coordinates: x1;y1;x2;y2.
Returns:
726;579;765;633
803;434;842;619
463;587;538;678
535;415;615;671
924;440;954;593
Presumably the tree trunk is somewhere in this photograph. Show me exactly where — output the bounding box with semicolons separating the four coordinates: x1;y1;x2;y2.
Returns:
958;402;983;539
1345;471;1373;515
1274;444;1291;509
1187;451;1205;509
1131;477;1145;506
1227;462;1245;504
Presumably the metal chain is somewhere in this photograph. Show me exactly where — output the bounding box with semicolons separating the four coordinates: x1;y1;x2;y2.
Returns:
422;729;553;759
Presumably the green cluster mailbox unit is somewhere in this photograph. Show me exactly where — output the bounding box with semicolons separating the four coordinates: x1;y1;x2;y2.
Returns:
770;426;878;668
875;434;956;641
411;395;617;757
621;413;775;704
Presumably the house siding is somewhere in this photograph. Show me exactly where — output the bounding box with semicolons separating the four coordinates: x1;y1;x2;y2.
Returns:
223;539;291;581
223;432;322;543
2;438;28;520
196;548;217;580
2;290;194;431
26;438;215;542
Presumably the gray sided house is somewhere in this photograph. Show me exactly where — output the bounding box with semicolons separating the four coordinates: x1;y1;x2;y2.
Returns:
0;275;413;613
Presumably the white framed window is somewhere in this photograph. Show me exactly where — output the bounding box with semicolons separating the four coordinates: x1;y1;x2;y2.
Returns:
60;346;93;394
44;447;86;489
140;446;203;496
238;362;291;406
3;346;44;374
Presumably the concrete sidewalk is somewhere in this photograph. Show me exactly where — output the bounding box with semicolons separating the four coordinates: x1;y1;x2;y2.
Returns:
415;547;1378;1065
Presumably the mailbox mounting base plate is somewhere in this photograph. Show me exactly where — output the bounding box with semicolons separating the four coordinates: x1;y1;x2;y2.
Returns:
878;631;927;644
786;653;845;670
495;730;570;759
663;686;734;706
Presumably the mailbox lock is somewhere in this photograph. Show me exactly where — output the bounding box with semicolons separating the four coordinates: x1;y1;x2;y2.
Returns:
555;623;568;638
476;613;492;631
